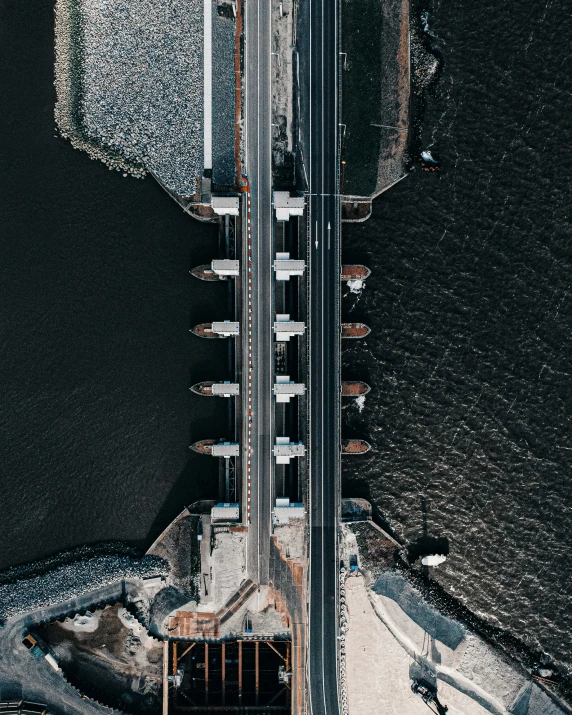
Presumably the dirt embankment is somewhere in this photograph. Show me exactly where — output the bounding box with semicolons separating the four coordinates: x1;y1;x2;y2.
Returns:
341;0;410;197
37;603;164;713
342;523;570;715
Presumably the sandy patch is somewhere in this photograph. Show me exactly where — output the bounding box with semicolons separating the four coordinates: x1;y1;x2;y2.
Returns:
345;574;517;715
60;611;100;633
209;531;246;610
274;520;306;563
345;575;432;715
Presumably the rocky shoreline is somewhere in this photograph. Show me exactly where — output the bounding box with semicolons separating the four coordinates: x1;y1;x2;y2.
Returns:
54;0;145;179
350;521;572;710
54;0;204;194
0;543;167;624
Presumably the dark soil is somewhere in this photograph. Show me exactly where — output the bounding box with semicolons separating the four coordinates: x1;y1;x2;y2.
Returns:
341;0;382;195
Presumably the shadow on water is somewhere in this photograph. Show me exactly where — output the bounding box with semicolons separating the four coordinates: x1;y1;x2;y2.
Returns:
341;473;404;545
0;0;230;568
341;475;372;503
407;498;449;565
139;453;218;552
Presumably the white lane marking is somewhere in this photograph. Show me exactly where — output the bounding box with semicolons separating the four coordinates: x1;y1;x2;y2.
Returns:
320;1;329;711
321;218;328;715
268;0;274;586
256;0;261;587
307;0;314;699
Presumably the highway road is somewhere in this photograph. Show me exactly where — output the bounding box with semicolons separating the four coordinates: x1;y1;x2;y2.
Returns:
306;0;341;710
243;0;274;586
243;0;341;706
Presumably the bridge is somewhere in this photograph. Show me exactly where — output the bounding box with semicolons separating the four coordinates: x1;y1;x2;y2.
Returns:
192;0;344;709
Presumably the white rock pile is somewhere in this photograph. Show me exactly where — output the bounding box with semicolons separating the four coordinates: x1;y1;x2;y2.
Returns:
0;552;167;622
55;0;204;196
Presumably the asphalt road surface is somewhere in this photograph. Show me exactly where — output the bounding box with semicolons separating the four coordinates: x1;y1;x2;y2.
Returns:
244;0;274;587
306;0;342;711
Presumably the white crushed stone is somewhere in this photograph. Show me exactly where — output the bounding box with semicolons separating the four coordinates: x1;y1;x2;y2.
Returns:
208;532;245;611
0;551;167;622
80;0;204;195
60;611;101;632
55;0;205;195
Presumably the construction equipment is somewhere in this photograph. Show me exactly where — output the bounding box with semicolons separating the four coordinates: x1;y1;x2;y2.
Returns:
278;665;291;684
22;632;60;673
411;681;448;715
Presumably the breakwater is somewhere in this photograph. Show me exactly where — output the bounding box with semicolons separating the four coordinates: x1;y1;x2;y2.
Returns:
53;0;145;178
54;0;204;194
0;544;167;623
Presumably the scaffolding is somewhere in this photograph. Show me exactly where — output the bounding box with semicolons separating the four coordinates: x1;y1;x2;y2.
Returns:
165;640;291;713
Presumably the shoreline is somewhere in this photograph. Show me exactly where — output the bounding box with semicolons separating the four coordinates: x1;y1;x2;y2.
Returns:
0;543;167;624
346;521;572;712
395;559;572;699
2;527;569;713
53;0;145;179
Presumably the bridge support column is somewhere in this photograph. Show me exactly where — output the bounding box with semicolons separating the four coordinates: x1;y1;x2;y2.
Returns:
238;640;243;702
222;642;226;704
255;640;260;704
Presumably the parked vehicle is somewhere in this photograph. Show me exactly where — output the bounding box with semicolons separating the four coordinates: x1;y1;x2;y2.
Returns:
411;681;448;714
22;632;60;672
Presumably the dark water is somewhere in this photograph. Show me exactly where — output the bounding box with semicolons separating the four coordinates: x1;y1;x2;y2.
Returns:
0;0;229;569
342;0;572;672
1;0;571;686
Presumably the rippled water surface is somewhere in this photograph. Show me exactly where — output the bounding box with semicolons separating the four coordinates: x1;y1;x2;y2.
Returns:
342;0;572;671
0;0;227;569
1;0;571;681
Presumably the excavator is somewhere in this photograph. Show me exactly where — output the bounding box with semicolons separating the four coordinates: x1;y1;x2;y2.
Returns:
411;681;449;715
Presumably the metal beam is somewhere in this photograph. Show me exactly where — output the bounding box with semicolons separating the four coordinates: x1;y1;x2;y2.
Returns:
266;687;287;707
162;641;169;715
222;642;226;705
255;641;259;705
285;641;291;673
238;640;243;702
178;642;196;662
205;643;209;705
265;641;286;661
173;707;289;712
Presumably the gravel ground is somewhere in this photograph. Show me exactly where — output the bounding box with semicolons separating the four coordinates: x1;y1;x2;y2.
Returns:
274;520;306;563
209;531;246;610
211;4;236;186
345;574;443;715
345;574;566;715
0;579;152;713
0;548;166;622
78;0;204;195
374;571;466;651
38;604;163;712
